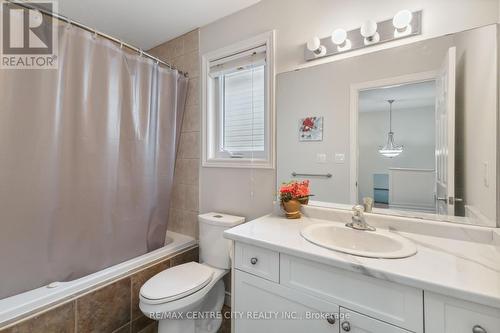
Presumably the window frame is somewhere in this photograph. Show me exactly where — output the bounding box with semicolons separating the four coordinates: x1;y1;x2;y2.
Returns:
202;31;275;169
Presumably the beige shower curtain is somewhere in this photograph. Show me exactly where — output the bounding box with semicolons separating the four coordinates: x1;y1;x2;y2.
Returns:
0;22;187;299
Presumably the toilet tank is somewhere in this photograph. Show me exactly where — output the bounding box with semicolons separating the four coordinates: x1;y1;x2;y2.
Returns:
198;212;245;269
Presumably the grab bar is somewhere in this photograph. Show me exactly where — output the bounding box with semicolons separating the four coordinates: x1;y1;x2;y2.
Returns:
292;172;332;178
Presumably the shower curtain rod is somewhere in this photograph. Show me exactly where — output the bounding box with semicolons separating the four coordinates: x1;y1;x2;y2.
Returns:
7;0;188;77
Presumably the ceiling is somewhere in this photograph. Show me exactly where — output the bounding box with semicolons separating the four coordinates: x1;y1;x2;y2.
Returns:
55;0;262;50
359;81;436;113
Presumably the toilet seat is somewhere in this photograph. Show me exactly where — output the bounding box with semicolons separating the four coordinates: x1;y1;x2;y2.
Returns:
140;262;214;303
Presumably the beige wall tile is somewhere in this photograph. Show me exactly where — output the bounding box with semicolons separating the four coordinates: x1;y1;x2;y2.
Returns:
170;247;199;266
76;278;131;333
149;29;201;240
174;158;199;186
170;37;185;58
0;302;75;333
186;77;200;106
181;103;200;133
178;132;200;159
183;30;199;53
167;208;198;238
184;184;199;212
171;182;187;209
183;50;200;78
181;210;199;238
170;55;184;70
167;207;184;233
148;44;173;63
112;323;131;333
131;316;157;333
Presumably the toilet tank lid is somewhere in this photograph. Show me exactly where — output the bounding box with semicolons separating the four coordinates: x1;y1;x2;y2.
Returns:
198;212;245;227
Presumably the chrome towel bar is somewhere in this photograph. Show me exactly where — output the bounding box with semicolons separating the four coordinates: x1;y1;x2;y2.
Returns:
292;172;332;178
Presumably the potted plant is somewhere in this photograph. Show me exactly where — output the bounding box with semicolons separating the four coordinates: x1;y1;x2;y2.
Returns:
279;180;312;219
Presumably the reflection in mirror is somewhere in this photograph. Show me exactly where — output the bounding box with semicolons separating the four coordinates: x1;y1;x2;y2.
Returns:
276;24;498;227
358;82;437;214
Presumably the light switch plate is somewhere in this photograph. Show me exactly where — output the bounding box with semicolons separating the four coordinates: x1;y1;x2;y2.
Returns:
316;153;327;163
335;153;345;163
483;162;489;187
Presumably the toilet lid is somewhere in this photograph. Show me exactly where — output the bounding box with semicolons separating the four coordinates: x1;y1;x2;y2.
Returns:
140;262;214;302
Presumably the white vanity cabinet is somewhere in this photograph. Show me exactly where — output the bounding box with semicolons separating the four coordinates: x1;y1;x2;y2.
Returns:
232;242;500;333
424;292;500;333
233;242;422;333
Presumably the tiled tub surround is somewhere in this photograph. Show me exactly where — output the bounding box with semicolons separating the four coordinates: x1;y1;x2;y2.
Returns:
149;29;201;239
0;242;199;332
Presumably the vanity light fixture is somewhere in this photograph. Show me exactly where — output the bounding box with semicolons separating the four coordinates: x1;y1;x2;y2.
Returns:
304;10;421;61
360;20;380;45
393;10;413;38
306;36;327;57
378;100;403;158
331;29;352;52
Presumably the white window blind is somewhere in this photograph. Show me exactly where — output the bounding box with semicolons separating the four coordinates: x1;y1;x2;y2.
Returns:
222;65;265;153
209;45;267;157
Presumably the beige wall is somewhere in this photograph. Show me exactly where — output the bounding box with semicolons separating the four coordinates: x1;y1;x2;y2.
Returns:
198;0;499;223
149;30;201;238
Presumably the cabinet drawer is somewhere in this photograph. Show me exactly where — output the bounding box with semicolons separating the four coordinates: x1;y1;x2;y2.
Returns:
235;242;279;282
234;270;340;333
280;254;423;333
425;292;500;333
340;307;411;333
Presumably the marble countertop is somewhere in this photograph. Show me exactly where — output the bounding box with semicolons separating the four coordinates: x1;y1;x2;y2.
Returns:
224;208;500;309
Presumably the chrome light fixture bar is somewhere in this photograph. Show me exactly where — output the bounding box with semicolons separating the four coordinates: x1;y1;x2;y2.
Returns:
305;10;422;61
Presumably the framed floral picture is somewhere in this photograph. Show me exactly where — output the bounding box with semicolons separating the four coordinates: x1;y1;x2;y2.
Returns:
299;116;323;141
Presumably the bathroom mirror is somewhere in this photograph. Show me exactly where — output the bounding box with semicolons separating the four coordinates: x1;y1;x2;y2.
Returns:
276;24;498;227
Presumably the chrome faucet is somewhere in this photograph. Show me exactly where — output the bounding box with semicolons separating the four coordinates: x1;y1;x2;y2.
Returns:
346;205;376;231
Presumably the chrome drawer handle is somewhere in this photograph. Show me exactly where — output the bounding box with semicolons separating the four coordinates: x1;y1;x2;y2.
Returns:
250;257;258;265
341;321;351;331
326;315;336;325
473;325;487;333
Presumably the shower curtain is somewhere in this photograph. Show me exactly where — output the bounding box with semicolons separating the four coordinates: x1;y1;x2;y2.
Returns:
0;21;188;299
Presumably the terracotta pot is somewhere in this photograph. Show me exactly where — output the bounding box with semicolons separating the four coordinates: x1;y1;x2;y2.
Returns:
298;197;309;205
282;199;301;219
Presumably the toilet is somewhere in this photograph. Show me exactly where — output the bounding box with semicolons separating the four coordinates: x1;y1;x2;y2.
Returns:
139;213;244;333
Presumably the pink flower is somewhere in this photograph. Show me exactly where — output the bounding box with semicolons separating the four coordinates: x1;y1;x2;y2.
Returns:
279;180;311;201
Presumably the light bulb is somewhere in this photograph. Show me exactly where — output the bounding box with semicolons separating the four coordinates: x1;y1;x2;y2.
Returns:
306;36;326;57
393;10;413;29
360;20;377;38
393;10;413;37
331;29;347;45
331;28;351;52
307;37;320;51
360;20;380;45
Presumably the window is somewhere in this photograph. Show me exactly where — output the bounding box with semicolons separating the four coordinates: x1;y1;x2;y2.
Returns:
202;32;275;168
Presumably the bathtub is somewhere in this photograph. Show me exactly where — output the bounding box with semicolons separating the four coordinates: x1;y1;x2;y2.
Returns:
0;231;196;327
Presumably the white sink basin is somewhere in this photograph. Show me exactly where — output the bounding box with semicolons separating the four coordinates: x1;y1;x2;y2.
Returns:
300;223;417;259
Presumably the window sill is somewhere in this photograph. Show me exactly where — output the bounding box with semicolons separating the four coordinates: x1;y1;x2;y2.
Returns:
202;157;275;169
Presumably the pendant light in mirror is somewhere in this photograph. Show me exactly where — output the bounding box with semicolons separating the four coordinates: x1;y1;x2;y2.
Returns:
378;99;403;158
